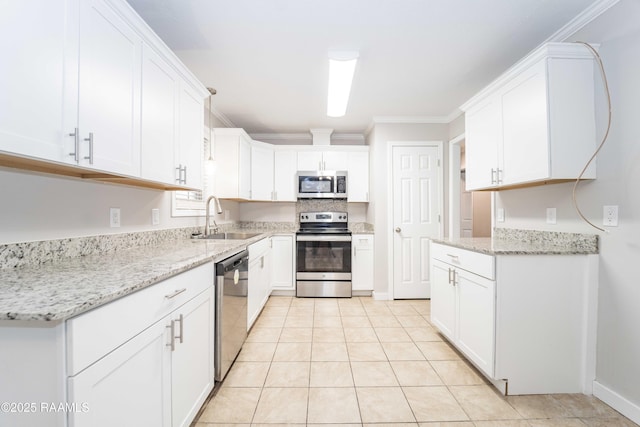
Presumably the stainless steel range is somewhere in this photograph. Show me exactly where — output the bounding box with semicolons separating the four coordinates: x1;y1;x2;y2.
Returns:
296;211;352;298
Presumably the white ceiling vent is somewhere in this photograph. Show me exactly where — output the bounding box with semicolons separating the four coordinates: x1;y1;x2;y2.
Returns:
310;128;333;145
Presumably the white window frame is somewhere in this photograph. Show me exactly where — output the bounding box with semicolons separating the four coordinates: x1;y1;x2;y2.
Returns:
171;130;213;217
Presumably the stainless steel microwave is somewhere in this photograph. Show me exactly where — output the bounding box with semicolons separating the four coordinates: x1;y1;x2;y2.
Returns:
297;171;347;199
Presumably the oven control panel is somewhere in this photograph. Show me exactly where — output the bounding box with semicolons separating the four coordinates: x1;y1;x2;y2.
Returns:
299;212;348;223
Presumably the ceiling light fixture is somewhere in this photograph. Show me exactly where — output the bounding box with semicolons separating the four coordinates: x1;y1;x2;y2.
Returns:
327;51;358;117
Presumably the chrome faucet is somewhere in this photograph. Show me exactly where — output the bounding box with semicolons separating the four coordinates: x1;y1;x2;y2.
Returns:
205;195;223;236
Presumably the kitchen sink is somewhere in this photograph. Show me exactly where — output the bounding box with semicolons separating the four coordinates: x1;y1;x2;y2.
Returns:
193;232;262;240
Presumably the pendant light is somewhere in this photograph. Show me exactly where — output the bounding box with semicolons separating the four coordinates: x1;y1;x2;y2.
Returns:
207;87;217;162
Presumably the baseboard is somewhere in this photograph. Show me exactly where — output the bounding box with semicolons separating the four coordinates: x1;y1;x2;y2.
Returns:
593;381;640;424
372;291;389;300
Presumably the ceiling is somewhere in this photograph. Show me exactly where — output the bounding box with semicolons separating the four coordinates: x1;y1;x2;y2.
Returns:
126;0;599;135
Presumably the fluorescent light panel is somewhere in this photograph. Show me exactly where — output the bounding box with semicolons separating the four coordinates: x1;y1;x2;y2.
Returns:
327;52;358;117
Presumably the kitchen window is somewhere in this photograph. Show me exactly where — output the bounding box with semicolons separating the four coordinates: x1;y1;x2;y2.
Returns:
172;134;212;216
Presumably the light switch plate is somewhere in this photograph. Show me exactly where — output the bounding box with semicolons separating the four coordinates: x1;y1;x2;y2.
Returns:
110;208;121;228
496;208;505;222
546;208;557;224
151;208;160;226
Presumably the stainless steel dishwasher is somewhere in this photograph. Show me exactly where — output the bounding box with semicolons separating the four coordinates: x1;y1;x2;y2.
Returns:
214;249;249;382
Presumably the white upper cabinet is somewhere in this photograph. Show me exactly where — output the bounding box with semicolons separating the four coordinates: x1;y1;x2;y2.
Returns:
464;97;502;190
347;150;370;202
176;82;204;189
461;43;597;191
0;0;206;190
297;149;348;171
0;0;77;163
273;149;297;201
250;141;275;201
78;0;141;176
140;43;178;184
214;128;252;200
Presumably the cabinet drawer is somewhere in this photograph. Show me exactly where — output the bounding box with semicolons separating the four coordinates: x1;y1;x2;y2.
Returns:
249;237;270;260
67;262;214;375
431;243;495;280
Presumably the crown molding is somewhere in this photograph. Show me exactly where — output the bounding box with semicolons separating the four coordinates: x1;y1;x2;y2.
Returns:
372;115;452;124
210;107;236;128
543;0;620;44
249;133;311;141
249;132;365;143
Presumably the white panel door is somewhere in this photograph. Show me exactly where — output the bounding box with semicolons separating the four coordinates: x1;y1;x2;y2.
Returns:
177;82;203;189
501;62;549;185
465;97;501;190
273;150;297;201
140;44;177;184
392;145;441;299
430;259;456;340
456;269;496;377
78;0;141;175
250;143;274;201
68;318;171;427
171;289;214;427
0;0;78;163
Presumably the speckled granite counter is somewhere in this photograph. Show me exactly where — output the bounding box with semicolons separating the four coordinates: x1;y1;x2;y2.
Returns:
432;228;598;255
0;233;270;323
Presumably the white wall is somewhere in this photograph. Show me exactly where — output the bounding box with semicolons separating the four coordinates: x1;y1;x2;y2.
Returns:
0;168;205;244
496;0;640;415
366;122;450;297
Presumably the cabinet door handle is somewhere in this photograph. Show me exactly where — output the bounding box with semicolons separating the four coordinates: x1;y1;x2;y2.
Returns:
448;268;452;284
166;320;175;351
453;270;458;286
84;132;94;165
175;314;184;344
165;288;187;299
446;254;460;262
69;128;79;162
497;168;503;184
182;165;187;184
261;256;264;268
491;168;496;185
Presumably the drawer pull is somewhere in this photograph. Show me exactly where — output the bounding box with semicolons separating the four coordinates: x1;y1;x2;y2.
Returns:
446;253;460;261
165;288;187;299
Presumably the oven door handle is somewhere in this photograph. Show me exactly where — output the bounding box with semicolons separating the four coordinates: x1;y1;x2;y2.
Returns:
296;235;352;242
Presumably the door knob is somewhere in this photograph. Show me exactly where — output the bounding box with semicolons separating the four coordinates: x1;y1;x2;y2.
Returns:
395;227;401;233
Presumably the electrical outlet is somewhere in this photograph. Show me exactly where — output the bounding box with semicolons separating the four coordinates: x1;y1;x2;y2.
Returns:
110;208;121;228
151;208;160;226
496;208;505;222
603;205;619;227
546;208;557;224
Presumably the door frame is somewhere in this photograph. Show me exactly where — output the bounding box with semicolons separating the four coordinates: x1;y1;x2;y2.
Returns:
448;132;496;239
448;133;465;239
386;141;444;300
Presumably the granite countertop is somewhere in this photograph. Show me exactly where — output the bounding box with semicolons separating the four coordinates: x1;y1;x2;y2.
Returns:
431;229;599;256
0;232;271;323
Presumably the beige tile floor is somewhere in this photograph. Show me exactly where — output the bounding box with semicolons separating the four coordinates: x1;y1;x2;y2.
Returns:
195;296;638;427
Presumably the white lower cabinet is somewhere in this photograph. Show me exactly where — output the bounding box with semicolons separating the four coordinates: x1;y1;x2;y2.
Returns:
352;234;374;292
431;258;495;377
248;238;272;329
270;234;295;292
0;262;215;427
69;286;214;427
430;242;596;395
